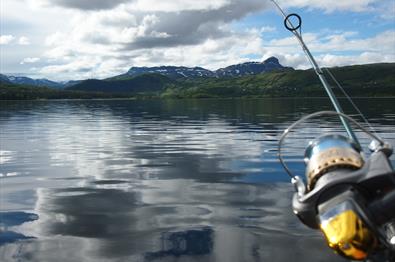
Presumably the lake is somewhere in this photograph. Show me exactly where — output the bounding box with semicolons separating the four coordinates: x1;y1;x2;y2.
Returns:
1;98;394;262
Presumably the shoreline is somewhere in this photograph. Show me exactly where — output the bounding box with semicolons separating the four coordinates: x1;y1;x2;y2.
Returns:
1;96;395;102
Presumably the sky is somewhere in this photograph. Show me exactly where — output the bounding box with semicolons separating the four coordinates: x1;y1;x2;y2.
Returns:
0;0;394;81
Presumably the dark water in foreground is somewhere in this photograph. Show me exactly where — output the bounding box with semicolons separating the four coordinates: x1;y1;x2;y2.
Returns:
0;98;394;262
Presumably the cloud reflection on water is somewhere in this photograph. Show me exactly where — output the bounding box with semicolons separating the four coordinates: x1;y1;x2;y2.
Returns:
27;180;344;261
1;98;391;261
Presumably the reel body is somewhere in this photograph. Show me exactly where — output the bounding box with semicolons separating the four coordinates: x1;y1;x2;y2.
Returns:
292;134;395;260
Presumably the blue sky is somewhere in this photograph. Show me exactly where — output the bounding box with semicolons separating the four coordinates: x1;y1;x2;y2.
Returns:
241;5;394;39
1;0;394;81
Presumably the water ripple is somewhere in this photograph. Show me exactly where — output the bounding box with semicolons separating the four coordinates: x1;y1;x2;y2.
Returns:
1;98;393;262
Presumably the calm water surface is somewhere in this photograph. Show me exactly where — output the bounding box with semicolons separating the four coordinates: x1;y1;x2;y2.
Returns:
0;98;394;262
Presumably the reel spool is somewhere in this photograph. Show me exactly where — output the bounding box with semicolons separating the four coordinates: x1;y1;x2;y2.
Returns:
304;134;364;191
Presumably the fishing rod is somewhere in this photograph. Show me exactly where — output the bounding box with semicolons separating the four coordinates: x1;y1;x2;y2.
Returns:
270;1;395;261
270;0;360;146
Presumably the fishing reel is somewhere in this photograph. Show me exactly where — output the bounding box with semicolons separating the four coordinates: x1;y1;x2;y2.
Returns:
279;111;395;261
270;2;395;259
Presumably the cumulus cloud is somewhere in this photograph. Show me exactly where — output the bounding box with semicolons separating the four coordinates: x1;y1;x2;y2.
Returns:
18;36;30;45
65;0;270;51
20;57;40;64
39;31;265;80
36;0;272;79
319;52;395;67
41;0;132;10
36;0;271;53
269;30;395;68
273;30;394;54
37;0;232;12
268;30;395;55
39;54;132;80
276;52;395;70
35;0;385;13
15;0;393;80
260;26;276;33
132;0;230;12
280;0;377;12
0;35;15;45
0;35;30;45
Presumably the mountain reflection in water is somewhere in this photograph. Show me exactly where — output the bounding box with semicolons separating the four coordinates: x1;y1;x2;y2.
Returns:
1;98;394;262
145;227;214;259
0;212;38;246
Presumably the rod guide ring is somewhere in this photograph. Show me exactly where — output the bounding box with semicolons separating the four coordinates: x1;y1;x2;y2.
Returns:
284;13;302;32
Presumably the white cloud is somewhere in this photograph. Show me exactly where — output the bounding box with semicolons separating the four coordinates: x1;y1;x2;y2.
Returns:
18;36;31;45
37;13;395;80
275;54;307;69
280;0;377;12
320;30;395;53
40;56;100;75
32;0;132;10
319;52;395;67
132;0;230;12
260;26;276;33
33;0;230;12
265;30;395;68
0;35;15;45
270;30;395;53
33;0;384;13
20;57;40;64
45;32;65;46
34;0;272;79
276;51;395;70
3;0;394;80
38;31;265;80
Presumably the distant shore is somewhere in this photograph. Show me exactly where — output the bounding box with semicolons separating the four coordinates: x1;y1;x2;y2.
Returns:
1;63;394;100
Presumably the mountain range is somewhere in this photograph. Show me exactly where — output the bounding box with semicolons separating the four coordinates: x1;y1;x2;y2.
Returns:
0;56;289;88
67;62;395;98
1;58;394;100
123;57;291;79
0;74;63;88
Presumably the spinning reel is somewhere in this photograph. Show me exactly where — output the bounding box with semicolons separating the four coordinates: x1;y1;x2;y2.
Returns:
279;111;395;261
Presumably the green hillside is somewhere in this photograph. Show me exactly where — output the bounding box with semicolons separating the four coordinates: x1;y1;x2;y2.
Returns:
1;63;394;100
69;73;173;94
0;83;127;100
162;63;394;98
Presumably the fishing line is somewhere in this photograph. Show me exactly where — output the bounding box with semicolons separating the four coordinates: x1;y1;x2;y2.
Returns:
270;0;360;146
271;0;375;135
277;111;385;179
324;68;377;134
